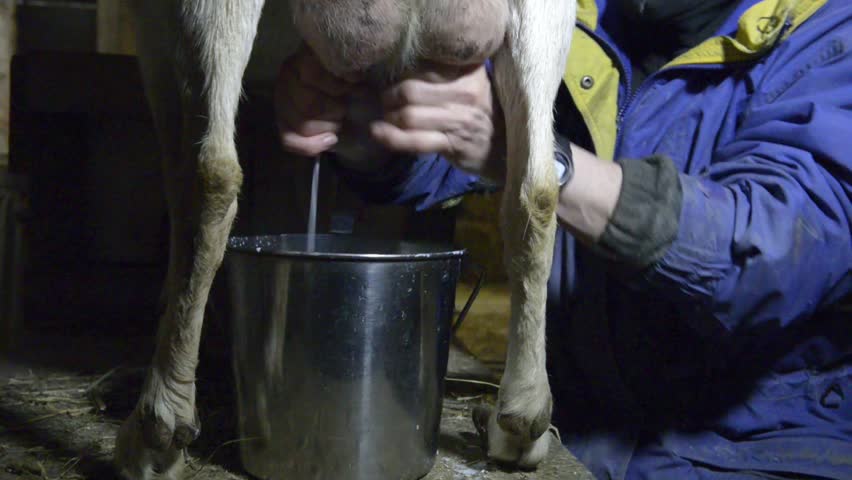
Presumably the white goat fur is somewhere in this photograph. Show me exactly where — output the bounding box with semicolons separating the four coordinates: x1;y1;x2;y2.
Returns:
115;1;576;478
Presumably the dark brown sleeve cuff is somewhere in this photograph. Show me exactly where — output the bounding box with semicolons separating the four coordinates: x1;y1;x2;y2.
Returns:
592;154;683;270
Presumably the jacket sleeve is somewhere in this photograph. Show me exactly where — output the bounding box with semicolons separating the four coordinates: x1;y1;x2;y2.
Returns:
622;20;852;331
333;152;496;211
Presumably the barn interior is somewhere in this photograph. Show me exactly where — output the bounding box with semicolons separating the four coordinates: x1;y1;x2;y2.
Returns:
0;1;591;479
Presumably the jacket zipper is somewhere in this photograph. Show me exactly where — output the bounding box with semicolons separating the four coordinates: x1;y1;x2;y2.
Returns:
611;14;794;156
576;23;747;158
615;75;655;157
574;23;638;157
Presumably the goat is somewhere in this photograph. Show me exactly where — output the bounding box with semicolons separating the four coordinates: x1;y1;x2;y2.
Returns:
115;1;576;478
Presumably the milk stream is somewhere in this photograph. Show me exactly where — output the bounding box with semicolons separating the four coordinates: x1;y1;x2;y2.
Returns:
307;155;320;252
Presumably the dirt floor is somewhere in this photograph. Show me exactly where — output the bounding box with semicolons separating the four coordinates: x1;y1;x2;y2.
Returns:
0;284;592;480
0;368;590;480
0;364;252;480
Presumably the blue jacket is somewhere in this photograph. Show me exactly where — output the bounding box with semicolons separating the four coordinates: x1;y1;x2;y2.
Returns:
341;0;852;478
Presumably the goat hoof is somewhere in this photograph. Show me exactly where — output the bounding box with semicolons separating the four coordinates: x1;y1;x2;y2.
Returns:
173;421;201;450
472;404;492;450
473;389;553;470
138;404;173;452
114;372;199;480
115;407;187;480
497;393;552;441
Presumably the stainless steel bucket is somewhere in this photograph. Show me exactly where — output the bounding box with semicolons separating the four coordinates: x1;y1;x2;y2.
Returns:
225;234;466;480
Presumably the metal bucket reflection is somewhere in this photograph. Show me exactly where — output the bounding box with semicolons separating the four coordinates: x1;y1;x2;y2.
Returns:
225;234;465;480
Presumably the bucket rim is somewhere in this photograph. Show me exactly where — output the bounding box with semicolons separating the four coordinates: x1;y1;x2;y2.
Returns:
227;234;466;261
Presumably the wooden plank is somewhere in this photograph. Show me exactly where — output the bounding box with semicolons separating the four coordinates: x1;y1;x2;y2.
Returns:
96;0;136;56
0;0;15;161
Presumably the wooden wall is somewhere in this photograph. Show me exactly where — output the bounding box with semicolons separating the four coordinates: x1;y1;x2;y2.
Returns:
96;0;135;56
0;0;15;165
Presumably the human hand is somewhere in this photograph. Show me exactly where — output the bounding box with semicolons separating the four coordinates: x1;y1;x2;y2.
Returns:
274;46;360;157
370;63;505;179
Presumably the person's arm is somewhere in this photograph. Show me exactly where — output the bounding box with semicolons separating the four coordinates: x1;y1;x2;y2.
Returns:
556;142;624;244
330;151;496;211
580;20;852;331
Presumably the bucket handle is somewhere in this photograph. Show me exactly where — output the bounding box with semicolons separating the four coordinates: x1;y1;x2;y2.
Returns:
452;261;485;335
